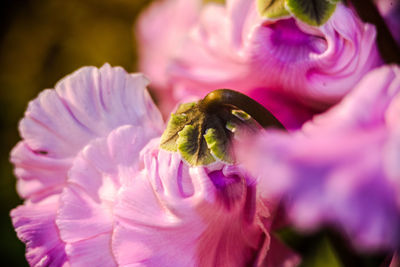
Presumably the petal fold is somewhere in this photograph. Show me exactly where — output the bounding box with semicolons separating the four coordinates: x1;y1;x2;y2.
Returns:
12;63;163;200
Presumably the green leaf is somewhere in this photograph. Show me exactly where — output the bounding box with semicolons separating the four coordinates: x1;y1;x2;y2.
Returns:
257;0;290;19
204;128;233;163
286;0;339;26
160;101;252;166
177;125;216;166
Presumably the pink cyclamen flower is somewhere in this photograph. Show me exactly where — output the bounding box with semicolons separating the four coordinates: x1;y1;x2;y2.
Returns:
10;64;299;266
137;0;381;129
237;65;400;252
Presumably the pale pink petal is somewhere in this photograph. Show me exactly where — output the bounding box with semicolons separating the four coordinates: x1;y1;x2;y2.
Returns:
57;125;155;266
57;184;114;243
136;0;201;117
10;196;67;267
12;63;163;200
65;233;116;267
11;142;70;199
136;0;201;89
111;140;293;266
169;4;252;99
237;66;400;251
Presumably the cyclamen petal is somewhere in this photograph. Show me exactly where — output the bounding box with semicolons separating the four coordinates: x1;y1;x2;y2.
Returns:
11;63;163;200
237;66;400;251
136;0;201;116
10;196;68;267
65;233;115;267
56;125;155;266
112;140;299;266
246;4;380;105
10;65;164;266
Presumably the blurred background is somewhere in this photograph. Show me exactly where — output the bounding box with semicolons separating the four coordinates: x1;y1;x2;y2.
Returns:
1;1;397;266
0;0;152;265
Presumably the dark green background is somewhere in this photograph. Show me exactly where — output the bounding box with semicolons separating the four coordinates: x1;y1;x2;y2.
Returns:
0;0;152;265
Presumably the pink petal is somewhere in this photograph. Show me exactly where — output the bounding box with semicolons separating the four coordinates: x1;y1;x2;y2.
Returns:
57;125;155;265
10;196;67;267
136;0;201;117
12;63;163;200
11;142;70;199
57;184;114;243
112;141;281;266
246;3;381;106
137;0;201;89
65;233;116;267
237;66;400;251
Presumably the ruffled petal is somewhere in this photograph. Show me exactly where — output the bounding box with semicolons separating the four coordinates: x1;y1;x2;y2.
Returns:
65;233;116;267
136;0;201;89
10;196;68;267
237;66;400;251
11;63;163;200
11;142;71;199
112;141;272;266
57;125;155;266
136;0;201;116
245;3;381;105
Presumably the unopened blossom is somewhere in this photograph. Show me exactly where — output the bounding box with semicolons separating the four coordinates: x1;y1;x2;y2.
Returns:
237;65;400;251
10;64;298;266
137;0;381;129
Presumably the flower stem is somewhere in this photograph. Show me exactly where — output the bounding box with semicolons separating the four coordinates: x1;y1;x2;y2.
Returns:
200;89;285;129
348;0;400;64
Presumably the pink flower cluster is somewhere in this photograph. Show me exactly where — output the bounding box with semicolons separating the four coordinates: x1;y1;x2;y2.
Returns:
10;0;400;266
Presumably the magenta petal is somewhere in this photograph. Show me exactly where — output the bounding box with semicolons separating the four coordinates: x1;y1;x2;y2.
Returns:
238;66;400;251
12;63;163;200
112;141;281;266
246;3;381;106
10;196;67;267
